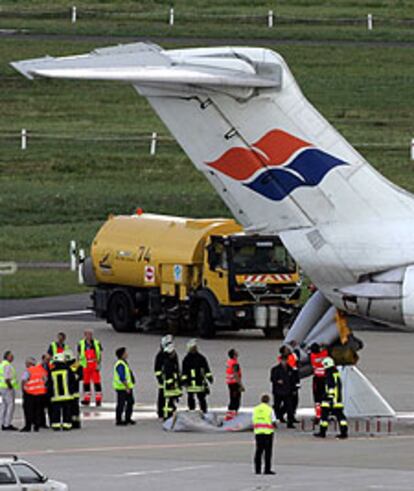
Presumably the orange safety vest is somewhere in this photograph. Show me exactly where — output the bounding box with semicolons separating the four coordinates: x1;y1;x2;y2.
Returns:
24;365;48;396
310;349;329;377
277;352;298;369
226;358;241;385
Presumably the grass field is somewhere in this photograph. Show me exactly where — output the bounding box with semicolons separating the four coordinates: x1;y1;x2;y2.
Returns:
0;1;414;43
0;14;413;298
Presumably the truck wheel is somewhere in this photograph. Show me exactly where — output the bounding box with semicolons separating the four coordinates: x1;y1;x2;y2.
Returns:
108;292;136;332
263;328;282;340
197;302;216;339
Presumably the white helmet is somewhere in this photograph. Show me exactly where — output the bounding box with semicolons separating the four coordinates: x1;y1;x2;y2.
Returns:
161;335;174;350
322;357;335;369
53;353;65;363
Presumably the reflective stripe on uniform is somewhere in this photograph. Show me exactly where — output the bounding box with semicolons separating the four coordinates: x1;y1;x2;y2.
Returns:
51;369;72;402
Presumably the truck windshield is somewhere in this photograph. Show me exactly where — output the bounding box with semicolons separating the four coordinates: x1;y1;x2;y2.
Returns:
231;239;296;274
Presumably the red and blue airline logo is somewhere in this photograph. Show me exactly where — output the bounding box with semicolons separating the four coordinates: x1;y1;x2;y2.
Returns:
206;129;347;201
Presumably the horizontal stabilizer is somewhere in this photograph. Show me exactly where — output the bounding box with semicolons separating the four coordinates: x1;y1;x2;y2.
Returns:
11;42;281;89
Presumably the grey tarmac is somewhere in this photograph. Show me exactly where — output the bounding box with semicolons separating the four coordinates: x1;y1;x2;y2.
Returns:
1;303;414;490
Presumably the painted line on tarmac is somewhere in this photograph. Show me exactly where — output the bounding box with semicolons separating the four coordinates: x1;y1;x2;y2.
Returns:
17;439;251;457
118;464;213;477
0;310;92;322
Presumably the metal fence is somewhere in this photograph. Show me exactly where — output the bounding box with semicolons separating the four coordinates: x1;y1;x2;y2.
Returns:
1;6;414;29
0;130;412;157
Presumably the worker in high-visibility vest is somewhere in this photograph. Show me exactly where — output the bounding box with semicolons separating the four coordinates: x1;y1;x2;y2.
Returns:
225;349;244;421
20;357;48;432
181;339;213;413
314;357;348;439
49;353;75;431
48;332;71;358
252;393;277;475
113;347;136;426
309;342;329;421
0;350;19;431
78;329;103;406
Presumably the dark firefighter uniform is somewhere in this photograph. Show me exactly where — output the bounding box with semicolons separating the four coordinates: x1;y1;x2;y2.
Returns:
162;348;182;421
49;354;74;431
154;348;167;419
181;342;213;413
315;357;348;439
68;358;83;429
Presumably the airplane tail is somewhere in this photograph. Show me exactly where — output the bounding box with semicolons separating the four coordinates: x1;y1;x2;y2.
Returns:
11;43;414;235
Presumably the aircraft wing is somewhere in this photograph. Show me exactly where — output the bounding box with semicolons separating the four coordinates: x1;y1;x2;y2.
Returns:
11;42;280;89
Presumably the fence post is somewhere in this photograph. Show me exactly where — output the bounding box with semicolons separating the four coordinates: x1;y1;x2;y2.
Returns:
71;6;77;24
169;8;174;26
70;240;77;271
21;128;27;150
78;248;85;284
268;10;274;28
367;13;373;30
411;138;414;161
150;132;158;156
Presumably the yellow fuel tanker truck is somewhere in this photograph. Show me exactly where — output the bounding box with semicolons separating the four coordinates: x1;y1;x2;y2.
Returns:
83;212;301;338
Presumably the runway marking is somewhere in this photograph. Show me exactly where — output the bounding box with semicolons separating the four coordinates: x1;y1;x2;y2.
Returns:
119;464;213;477
0;309;92;322
17;440;251;457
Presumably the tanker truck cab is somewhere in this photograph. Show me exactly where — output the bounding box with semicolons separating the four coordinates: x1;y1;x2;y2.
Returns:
201;234;301;338
85;213;301;338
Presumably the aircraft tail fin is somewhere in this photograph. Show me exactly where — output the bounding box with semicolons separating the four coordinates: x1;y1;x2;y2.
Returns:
11;43;414;233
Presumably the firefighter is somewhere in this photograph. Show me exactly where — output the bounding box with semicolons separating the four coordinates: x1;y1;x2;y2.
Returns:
309;342;329;421
78;329;103;406
113;347;136;426
154;335;173;419
48;332;71;358
314;357;348;439
39;353;52;428
20;357;48;432
0;350;19;431
67;351;83;429
225;349;244;421
181;339;213;413
270;354;297;428
161;342;182;421
49;353;74;431
252;393;277;475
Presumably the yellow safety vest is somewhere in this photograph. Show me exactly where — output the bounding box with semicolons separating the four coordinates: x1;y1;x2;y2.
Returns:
78;338;101;368
252;403;275;435
0;360;19;390
50;342;70;357
113;360;135;390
